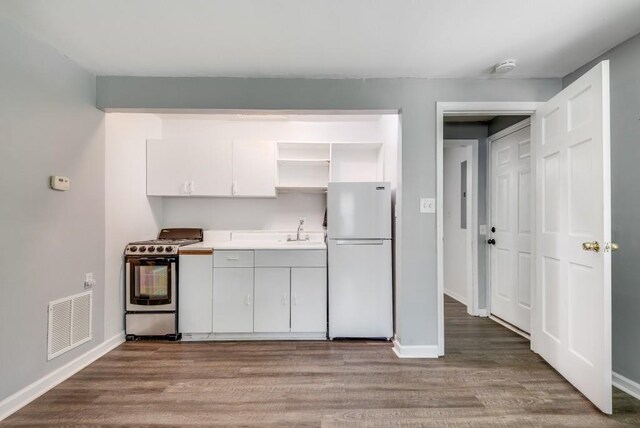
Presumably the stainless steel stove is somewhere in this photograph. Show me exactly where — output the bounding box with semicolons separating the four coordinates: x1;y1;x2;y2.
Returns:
124;228;203;340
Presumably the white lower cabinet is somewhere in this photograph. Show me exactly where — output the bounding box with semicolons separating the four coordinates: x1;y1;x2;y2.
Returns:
254;268;290;333
291;268;327;333
182;249;327;339
212;267;254;333
179;254;213;334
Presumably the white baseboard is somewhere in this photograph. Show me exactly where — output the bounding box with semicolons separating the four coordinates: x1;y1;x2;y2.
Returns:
476;309;488;317
444;289;467;306
0;331;125;422
613;371;640;401
392;339;439;359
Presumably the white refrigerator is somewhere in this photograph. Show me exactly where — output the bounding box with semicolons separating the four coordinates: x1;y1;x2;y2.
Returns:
327;182;393;339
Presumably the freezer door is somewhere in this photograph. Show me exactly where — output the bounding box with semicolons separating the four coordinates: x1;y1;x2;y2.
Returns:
328;239;393;339
327;182;391;239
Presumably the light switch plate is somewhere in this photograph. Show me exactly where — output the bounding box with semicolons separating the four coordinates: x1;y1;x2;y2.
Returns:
420;198;436;214
479;225;487;235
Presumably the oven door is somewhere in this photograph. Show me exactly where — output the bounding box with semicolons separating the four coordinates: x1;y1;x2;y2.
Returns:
126;257;176;311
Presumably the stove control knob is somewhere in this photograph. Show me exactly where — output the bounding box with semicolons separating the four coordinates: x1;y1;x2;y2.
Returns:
148;246;155;252
138;246;146;253
129;246;138;252
165;246;173;252
156;246;164;252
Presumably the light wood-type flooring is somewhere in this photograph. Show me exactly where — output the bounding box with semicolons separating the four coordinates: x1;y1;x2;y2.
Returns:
3;296;640;427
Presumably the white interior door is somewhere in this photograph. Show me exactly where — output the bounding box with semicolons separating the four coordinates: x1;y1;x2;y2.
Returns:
489;123;532;333
533;61;612;414
443;144;471;306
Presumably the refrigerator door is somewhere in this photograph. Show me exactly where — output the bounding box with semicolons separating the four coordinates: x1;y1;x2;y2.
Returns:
328;239;393;339
327;182;391;239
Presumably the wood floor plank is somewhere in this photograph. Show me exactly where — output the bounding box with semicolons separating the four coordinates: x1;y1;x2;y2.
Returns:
2;296;638;427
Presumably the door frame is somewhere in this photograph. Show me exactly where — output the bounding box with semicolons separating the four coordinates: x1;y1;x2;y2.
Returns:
436;102;542;356
442;139;478;315
485;117;532;337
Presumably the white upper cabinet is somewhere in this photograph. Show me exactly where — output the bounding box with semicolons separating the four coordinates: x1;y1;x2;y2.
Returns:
146;139;192;196
232;140;276;197
147;138;232;197
274;142;384;193
190;139;233;196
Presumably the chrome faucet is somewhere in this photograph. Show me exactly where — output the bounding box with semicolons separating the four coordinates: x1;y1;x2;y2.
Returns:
288;219;309;242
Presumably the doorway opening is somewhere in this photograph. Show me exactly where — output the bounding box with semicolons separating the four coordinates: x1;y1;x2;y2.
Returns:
442;113;533;343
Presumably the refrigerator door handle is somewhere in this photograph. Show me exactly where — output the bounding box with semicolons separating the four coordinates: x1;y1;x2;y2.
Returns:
335;239;384;246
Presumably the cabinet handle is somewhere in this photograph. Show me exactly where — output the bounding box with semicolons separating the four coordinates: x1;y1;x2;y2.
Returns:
227;257;239;261
232;181;238;195
245;294;251;306
189;181;195;194
282;293;288;305
293;293;297;306
183;181;189;195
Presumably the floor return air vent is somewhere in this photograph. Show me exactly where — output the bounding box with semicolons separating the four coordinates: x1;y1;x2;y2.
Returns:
47;291;92;360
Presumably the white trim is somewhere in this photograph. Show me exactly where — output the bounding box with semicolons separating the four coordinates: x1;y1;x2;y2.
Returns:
476;309;488;317
392;339;439;358
489;315;531;340
613;372;640;401
0;331;125;422
443;289;467;306
436;102;542;357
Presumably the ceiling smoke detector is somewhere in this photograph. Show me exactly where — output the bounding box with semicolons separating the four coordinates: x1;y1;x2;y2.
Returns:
493;59;517;74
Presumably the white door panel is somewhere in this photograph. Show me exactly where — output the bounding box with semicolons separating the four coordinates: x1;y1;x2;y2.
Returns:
254;268;290;333
178;255;213;333
490;124;532;333
212;267;254;333
291;268;327;333
233;140;276;197
190;139;232;196
533;61;611;414
146;139;191;196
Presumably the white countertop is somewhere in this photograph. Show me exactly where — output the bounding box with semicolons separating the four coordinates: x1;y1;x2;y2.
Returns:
180;230;326;252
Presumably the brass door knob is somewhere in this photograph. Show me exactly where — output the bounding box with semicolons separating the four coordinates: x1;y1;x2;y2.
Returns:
606;242;620;252
582;241;600;252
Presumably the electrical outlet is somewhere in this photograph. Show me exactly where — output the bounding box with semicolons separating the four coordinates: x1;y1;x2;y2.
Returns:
84;272;95;290
419;198;436;214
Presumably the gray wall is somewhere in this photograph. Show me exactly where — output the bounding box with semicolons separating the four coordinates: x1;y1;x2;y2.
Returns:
0;18;105;401
488;115;529;136
443;123;489;310
97;76;561;348
563;32;640;385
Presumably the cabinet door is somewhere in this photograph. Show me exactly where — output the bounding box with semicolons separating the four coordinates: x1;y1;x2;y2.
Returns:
213;268;254;333
254;268;290;333
147;139;191;196
189;139;233;196
178;254;213;333
233;141;276;197
291;267;327;333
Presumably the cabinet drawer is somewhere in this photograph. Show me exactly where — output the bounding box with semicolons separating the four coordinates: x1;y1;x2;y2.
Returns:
213;250;254;267
254;250;326;267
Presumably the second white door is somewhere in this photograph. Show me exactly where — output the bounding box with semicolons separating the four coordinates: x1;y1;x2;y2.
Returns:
489;122;532;333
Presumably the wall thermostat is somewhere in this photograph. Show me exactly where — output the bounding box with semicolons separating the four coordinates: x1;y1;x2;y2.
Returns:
50;176;70;191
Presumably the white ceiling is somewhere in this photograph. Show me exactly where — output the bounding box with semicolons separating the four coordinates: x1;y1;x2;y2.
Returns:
2;0;640;78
